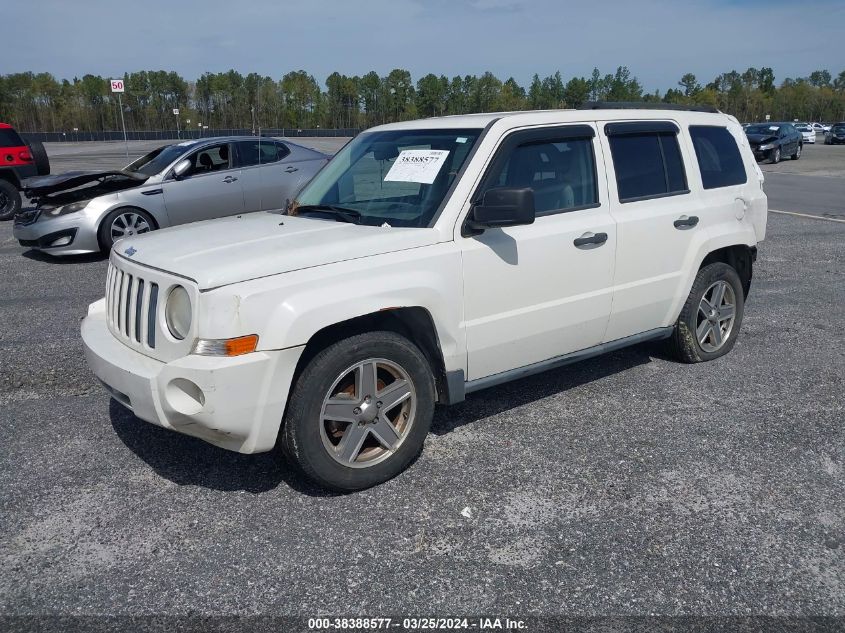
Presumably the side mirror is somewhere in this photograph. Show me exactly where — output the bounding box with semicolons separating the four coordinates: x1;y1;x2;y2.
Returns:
467;187;535;233
172;158;191;179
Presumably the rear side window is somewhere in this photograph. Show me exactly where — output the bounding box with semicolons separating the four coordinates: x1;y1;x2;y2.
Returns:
0;128;25;147
689;126;747;189
236;140;290;167
608;132;688;202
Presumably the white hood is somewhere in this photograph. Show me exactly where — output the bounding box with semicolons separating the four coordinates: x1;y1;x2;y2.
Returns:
115;212;441;290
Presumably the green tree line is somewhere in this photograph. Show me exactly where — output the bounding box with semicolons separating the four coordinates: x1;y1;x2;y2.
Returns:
2;66;844;133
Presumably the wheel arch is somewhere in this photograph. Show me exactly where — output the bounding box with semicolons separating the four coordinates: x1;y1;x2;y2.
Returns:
699;243;755;297
0;168;21;188
292;307;455;405
96;205;159;251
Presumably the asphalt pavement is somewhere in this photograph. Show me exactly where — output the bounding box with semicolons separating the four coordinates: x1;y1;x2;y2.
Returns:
0;140;842;627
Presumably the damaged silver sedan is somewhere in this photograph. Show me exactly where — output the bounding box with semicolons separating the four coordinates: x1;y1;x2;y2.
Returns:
13;136;329;255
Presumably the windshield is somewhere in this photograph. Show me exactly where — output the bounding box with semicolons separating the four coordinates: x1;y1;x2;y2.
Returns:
832;125;845;133
746;125;780;135
291;128;482;227
125;142;196;176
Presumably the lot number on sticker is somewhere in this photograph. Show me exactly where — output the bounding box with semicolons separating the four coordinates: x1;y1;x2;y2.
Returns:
110;79;125;93
384;149;450;184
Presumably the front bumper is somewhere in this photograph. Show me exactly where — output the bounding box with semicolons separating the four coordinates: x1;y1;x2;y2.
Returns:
13;208;101;255
81;298;304;454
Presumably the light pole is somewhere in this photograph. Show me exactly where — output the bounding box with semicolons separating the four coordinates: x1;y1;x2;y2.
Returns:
251;106;256;135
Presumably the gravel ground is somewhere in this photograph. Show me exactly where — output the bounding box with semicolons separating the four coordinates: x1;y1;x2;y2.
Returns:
0;140;842;629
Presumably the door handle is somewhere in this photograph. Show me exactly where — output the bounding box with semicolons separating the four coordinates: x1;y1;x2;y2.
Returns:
222;176;238;183
673;215;699;229
573;232;608;248
284;166;299;173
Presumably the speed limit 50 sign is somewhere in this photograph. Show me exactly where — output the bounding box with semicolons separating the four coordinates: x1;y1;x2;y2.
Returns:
110;79;125;93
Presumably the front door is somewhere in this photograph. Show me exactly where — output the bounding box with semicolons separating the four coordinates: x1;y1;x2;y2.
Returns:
460;125;617;381
162;142;244;225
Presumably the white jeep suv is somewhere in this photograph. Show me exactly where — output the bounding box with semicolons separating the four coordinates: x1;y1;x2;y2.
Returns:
82;105;767;491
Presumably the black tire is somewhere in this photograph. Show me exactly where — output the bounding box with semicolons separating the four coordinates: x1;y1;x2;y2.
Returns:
27;140;50;176
281;331;436;492
770;147;781;164
0;179;22;221
97;207;155;253
668;262;745;364
791;143;802;160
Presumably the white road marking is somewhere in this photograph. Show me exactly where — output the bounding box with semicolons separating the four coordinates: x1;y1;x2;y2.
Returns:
769;209;845;223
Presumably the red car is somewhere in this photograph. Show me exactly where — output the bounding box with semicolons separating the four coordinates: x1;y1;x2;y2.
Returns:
0;123;49;220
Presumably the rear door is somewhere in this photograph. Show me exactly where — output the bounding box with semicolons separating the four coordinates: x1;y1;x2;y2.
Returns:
460;124;618;380
161;142;244;224
599;120;707;341
235;140;300;212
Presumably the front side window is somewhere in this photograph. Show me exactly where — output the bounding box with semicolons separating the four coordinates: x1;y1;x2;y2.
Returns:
689;126;747;189
608;132;688;202
292;128;481;227
183;143;231;176
481;137;598;214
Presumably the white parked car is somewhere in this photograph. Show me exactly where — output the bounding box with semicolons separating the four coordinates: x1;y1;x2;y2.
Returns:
810;122;830;133
794;123;816;144
82;105;768;491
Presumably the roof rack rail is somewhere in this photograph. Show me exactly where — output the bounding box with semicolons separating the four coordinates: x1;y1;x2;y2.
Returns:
578;101;720;114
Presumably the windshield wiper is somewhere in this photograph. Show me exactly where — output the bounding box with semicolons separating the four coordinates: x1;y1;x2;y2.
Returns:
295;204;362;224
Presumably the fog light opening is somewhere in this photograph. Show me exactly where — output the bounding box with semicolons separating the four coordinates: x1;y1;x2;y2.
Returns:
165;378;206;416
50;235;73;247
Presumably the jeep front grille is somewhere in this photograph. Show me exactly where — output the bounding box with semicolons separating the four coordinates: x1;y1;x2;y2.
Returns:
106;262;159;349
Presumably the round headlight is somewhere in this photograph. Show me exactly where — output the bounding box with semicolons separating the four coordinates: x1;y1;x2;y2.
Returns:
165;285;192;340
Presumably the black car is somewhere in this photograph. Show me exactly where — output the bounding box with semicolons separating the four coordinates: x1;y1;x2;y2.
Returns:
824;123;845;145
745;122;802;163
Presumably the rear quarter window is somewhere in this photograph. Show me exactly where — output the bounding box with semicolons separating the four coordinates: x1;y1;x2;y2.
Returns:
689;126;747;189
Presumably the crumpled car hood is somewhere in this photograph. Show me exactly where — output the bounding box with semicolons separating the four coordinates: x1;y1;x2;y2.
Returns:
24;170;147;197
745;134;777;144
115;212;441;290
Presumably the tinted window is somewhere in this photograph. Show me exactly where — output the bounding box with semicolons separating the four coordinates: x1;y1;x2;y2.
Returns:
689;126;747;189
484;137;598;214
0;128;25;147
608;132;688;202
237;140;290;167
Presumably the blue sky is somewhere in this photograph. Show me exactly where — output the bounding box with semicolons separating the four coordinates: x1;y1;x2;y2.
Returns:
5;0;844;91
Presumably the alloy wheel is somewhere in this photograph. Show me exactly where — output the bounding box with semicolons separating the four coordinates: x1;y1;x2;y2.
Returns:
319;358;417;468
111;211;151;241
696;280;737;353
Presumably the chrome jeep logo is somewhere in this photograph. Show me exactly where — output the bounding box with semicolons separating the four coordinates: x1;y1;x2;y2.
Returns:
124;246;137;257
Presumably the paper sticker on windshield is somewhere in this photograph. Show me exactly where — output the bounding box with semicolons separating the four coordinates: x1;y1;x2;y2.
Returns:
769;126;779;131
384;149;450;184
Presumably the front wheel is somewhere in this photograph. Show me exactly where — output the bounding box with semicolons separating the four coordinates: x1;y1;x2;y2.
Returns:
668;262;745;363
97;207;154;252
0;179;22;221
281;331;436;492
791;144;802;160
770;147;781;164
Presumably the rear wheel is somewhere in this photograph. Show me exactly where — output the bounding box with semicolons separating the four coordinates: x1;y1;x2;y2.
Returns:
97;207;154;252
281;331;435;492
0;179;22;221
668;262;745;363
